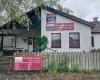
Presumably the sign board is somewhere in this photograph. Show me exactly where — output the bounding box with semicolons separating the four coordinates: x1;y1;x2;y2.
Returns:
46;14;56;31
46;14;74;31
56;23;74;30
13;55;42;71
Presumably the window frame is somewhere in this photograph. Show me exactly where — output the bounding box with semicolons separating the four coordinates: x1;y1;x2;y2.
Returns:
51;33;61;48
69;32;80;48
46;14;56;31
91;36;94;47
3;35;16;49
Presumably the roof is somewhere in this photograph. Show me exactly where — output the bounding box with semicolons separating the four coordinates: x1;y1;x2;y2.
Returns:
91;21;100;33
41;5;92;27
0;5;92;29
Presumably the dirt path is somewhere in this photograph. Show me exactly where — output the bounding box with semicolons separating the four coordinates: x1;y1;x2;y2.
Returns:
0;72;100;80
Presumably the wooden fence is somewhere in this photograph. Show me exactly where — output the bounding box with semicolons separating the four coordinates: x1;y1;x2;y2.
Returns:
0;56;12;71
0;52;100;71
42;52;100;70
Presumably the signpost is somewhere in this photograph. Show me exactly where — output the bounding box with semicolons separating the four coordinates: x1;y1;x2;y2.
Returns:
13;55;42;71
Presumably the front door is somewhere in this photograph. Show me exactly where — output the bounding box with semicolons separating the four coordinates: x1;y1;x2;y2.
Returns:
28;37;37;52
28;37;33;52
0;36;3;51
33;37;37;48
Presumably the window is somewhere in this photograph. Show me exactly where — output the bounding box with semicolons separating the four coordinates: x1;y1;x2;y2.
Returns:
46;14;56;31
51;33;61;48
91;36;94;47
28;37;32;45
69;32;80;48
3;36;16;48
0;36;3;50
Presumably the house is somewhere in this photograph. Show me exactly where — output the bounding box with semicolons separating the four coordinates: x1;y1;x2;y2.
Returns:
91;17;100;49
41;5;92;52
0;5;92;55
0;8;41;55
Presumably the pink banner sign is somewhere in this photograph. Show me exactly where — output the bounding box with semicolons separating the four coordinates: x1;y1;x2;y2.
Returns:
13;55;42;71
56;23;74;30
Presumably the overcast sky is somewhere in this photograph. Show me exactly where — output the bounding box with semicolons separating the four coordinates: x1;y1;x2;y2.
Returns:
63;0;100;21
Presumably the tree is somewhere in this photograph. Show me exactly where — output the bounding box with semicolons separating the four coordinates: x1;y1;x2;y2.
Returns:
0;0;64;27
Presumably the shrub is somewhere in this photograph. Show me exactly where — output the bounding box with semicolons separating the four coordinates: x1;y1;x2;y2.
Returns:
47;63;58;74
34;36;48;52
88;68;98;74
91;48;100;52
58;56;70;72
72;65;82;72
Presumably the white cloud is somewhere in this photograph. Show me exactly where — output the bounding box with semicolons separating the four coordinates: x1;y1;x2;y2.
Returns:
63;0;100;21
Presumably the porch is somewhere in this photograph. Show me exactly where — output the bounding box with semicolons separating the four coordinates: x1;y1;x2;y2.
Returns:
0;28;41;56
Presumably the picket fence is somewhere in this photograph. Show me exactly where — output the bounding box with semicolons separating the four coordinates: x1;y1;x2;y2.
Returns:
0;52;100;71
42;52;100;70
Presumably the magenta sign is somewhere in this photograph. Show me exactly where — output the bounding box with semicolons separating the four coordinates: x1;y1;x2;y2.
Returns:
13;55;42;71
56;23;74;30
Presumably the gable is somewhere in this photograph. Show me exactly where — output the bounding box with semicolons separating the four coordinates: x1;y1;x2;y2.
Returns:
41;5;91;28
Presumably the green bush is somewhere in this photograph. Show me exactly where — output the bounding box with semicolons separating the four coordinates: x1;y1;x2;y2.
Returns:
97;48;100;52
57;65;70;72
47;63;58;74
88;68;98;74
71;65;82;72
91;48;100;52
34;36;48;52
58;56;70;72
